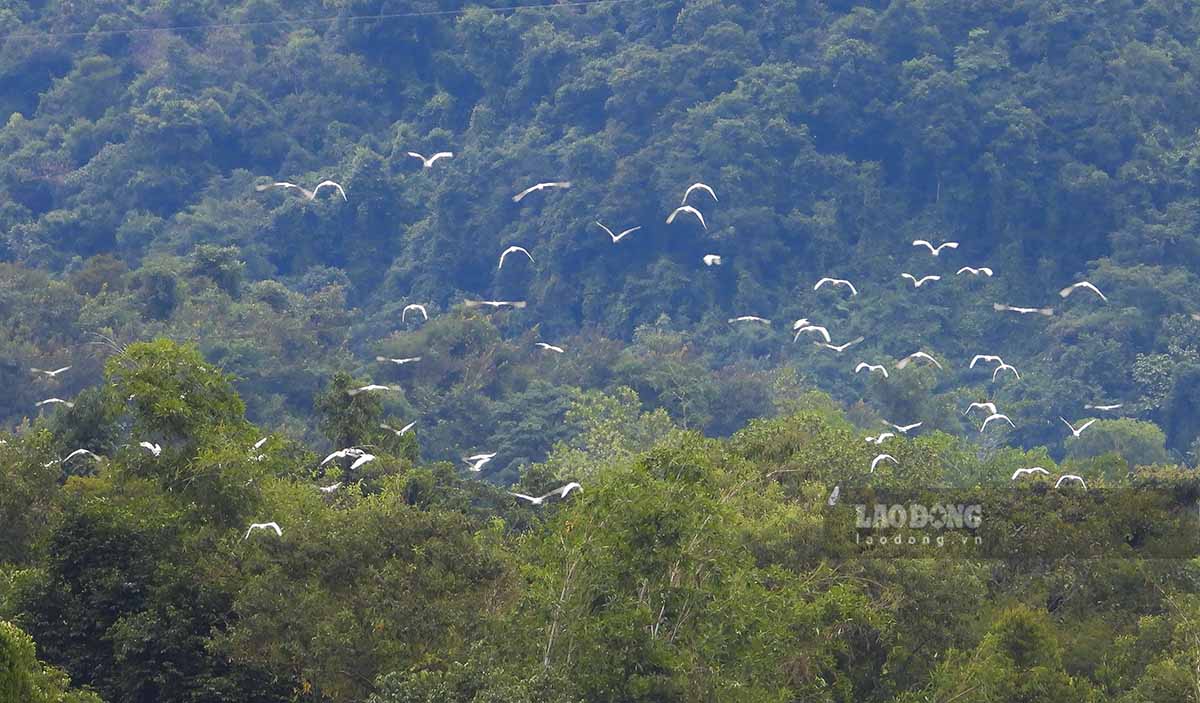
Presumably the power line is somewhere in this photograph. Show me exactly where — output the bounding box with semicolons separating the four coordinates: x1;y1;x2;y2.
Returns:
0;0;640;41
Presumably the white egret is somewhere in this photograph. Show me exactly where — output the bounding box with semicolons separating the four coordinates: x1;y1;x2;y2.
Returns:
407;151;453;168
595;222;641;243
901;273;941;287
681;182;718;205
912;240;959;256
256;179;346;201
980;413;1015;431
895;352;943;370
666;205;707;230
464;452;497;472
498;245;534;269
401;304;428;322
244;522;282;539
813;278;858;296
855;362;889;378
1059;281;1108;302
512;181;571;202
509;482;583;506
1060;417;1097;437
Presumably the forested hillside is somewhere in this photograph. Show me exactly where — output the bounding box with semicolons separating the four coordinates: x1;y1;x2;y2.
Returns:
3;0;1200;700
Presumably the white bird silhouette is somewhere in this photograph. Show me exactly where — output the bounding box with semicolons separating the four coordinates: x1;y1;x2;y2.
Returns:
464;452;497;472
464;300;527;310
901;273;941;288
855;362;890;378
317;482;343;494
595;222;641;243
730;316;771;325
702;254;722;266
347;384;399;396
31;366;71;378
913;240;959;256
509;482;583;506
969;354;1004;369
381;421;417;436
1054;474;1088;490
814;278;858;296
244;522;282;539
1011;467;1051;480
666;205;707;230
512;181;571;202
1060;417;1097;437
407;151;453;168
870;454;897;472
322;447;367;466
791;318;811;331
889;421;923;434
1059;281;1108;302
827;485;840;506
865;432;896;445
1085;403;1122;411
63;449;101;463
401;304;428;322
816;336;865;353
35;398;74;409
350;453;376;470
794;325;831;343
980;413;1015;432
956;266;993;276
253;437;269;451
256;179;346;201
963;401;998;416
895;352;944;370
376;356;421;366
993;303;1054;316
498;246;534;269
139;441;162;457
536;342;565;353
681;182;718;205
992;363;1021;382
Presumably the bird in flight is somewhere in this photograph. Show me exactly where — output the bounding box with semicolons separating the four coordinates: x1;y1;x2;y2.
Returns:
244;522;282;539
889;421;923;434
956;266;993;276
321;447;368;466
1085;403;1122;411
992;363;1020;382
865;432;895;445
912;240;959;256
1059;281;1108;302
498;245;534;269
969;354;1004;369
401;304;428;322
794;325;831;343
730;316;770;325
464;300;527;310
463;452;497;472
349;453;376;470
702;254;722;266
376;356;421;366
993;303;1054;316
895;351;943;370
1060;417;1097;437
317;482;343;494
63;449;101;463
1054;474;1088;490
509;482;583;506
980;413;1015;431
536;342;565;353
139;441;162;457
256;179;346;201
963;401;998;416
31;366;71;378
901;273;940;288
855;362;889;378
1011;467;1050;480
36;398;74;409
815;336;865;353
381;421;417;436
681;182;718;205
407;151;453;168
870;454;897;472
347;384;399;396
792;318;811;330
814;278;858;296
666;205;707;230
595;222;641;243
512;181;571;202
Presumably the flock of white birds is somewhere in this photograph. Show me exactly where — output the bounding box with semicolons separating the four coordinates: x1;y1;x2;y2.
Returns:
23;157;1133;540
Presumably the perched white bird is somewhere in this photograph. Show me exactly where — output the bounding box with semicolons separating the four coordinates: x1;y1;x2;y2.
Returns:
463;452;497;472
401;304;428;322
901;273;941;288
35;398;74;409
498;245;534;270
536;342;566;353
794;325;831;343
407;151;453;168
595;222;641;243
63;449;101;463
870;454;897;472
244;522;282;539
956;266;993;276
865;432;896;445
681;182;718;205
509;482;583;506
463;300;527;310
31;366;71;378
969;354;1004;369
993;303;1054;316
730;316;771;325
980;413;1015;432
317;482;343;494
827;485;840;506
992;363;1021;382
816;336;865;353
895;352;943;370
814;278;858;296
380;421;417;436
1059;281;1108;302
321;447;367;466
1011;467;1051;480
253;437;268;450
912;240;959;256
1054;474;1088;490
512;181;571;202
702;254;722;266
376;356;421;366
855;362;889;378
1060;417;1097;438
666;205;707;230
963;401;998;416
1085;403;1122;411
139;441;162;457
890;421;923;434
256;179;346;201
347;384;399;396
350;453;376;470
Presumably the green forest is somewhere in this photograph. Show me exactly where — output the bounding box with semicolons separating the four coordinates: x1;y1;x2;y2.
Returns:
2;0;1200;700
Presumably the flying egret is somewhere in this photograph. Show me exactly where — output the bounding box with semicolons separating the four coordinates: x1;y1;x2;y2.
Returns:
464;452;497;472
347;384;399;396
1011;467;1051;480
794;325;831;343
321;448;367;466
35;398;74;409
865;432;895;445
855;362;889;378
256;179;346;201
498;246;534;269
1059;281;1108;302
912;240;959;256
814;278;858;296
401;304;428;322
463;300;526;310
980;413;1015;431
791;319;811;331
666;205;707;230
956;266;993;276
536;342;565;353
901;273;941;288
992;363;1020;382
380;421;417;436
896;352;943;370
376;356;421;366
350;453;376;470
1085;403;1122;411
889;421;923;434
870;454;897;472
681;182;718;205
702;254;722;266
595;222;641;243
512;181;571;202
139;441;162;457
1054;474;1088;490
31;366;71;378
730;316;771;325
815;336;865;353
407;151;453;168
63;449;101;463
509;482;583;506
963;401;998;416
244;522;282;539
994;303;1054;316
1060;417;1097;437
969;355;1004;369
317;482;343;493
